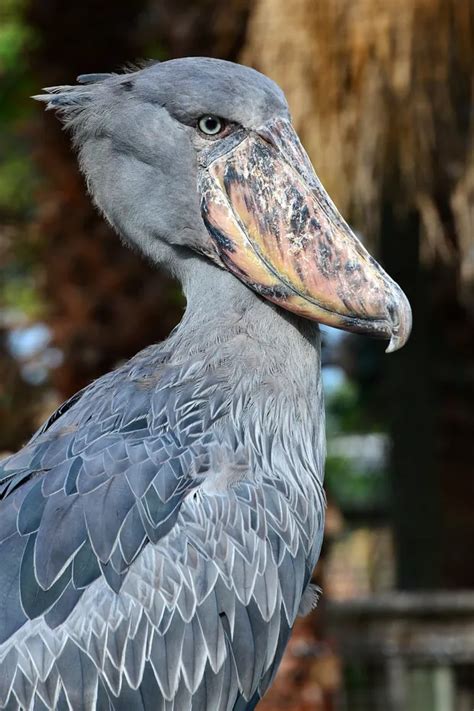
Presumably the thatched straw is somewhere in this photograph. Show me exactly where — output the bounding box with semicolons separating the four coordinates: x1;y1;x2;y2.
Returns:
241;0;473;305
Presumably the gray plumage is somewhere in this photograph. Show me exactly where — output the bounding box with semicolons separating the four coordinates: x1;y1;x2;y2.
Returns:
0;269;325;709
0;56;399;710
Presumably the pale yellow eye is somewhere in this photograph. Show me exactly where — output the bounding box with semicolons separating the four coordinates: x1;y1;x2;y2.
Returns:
198;115;223;136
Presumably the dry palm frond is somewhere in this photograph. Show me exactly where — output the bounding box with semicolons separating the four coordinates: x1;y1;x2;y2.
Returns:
241;0;473;304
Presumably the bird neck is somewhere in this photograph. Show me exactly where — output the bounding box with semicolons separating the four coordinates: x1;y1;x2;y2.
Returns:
174;255;321;385
163;254;326;533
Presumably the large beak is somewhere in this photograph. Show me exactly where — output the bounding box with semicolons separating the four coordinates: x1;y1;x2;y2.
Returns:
199;118;411;352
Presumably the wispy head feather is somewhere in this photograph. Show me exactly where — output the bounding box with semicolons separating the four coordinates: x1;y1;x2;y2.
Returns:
31;63;156;118
32;83;95;112
31;71;128;140
76;73;114;85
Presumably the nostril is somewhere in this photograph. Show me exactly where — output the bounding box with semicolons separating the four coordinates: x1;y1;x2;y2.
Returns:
256;126;278;150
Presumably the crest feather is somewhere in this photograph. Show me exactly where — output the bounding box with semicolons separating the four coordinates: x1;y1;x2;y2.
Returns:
32;84;93;111
76;73;114;84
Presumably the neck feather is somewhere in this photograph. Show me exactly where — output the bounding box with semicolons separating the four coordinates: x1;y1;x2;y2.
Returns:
174;256;326;521
173;255;321;383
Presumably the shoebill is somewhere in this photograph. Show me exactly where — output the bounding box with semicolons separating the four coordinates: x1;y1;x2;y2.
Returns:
0;57;411;710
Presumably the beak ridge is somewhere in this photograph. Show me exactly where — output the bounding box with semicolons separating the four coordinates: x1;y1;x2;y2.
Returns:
200;118;412;352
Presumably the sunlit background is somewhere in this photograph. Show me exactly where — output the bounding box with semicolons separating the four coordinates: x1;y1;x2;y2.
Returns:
1;1;473;709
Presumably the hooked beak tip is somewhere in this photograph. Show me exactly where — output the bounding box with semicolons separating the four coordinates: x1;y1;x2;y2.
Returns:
385;334;402;354
384;292;412;353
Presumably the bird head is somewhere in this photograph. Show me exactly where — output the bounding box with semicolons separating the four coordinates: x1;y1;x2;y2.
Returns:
34;57;411;351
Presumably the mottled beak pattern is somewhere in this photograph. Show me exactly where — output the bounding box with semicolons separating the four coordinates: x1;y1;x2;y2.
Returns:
200;118;411;352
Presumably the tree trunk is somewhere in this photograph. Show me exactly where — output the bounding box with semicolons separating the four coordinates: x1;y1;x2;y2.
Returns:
26;0;252;399
26;0;182;398
241;0;474;588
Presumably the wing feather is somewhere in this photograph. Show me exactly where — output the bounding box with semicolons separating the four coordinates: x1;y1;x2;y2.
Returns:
0;343;325;710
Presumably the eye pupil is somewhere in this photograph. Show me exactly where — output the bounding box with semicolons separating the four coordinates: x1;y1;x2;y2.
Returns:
198;115;223;135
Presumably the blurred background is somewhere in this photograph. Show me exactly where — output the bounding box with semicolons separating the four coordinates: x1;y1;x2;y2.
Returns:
0;0;473;708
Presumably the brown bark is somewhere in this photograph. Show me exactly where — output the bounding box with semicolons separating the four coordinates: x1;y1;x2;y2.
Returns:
26;0;181;398
241;0;473;298
241;0;474;588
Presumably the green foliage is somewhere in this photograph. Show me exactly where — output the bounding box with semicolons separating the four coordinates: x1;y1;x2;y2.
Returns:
0;0;43;319
325;454;388;510
325;379;360;434
0;276;43;319
0;19;33;71
0;152;37;213
0;0;37;109
0;0;38;215
324;376;390;510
